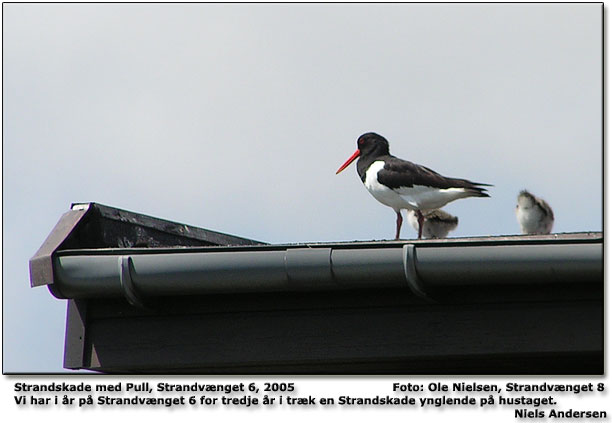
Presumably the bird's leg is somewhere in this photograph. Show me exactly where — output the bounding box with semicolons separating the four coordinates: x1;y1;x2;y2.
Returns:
416;210;424;240
395;211;403;240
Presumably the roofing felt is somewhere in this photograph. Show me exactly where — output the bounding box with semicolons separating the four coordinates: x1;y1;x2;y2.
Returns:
29;202;266;287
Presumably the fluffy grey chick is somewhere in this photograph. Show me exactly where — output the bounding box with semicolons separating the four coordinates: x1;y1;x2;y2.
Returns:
515;190;554;234
407;209;458;239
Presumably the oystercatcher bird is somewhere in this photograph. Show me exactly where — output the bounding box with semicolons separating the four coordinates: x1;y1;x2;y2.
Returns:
336;132;491;239
407;209;458;239
515;190;554;235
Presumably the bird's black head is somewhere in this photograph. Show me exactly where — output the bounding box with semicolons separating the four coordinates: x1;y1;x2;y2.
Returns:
336;132;391;175
357;132;391;157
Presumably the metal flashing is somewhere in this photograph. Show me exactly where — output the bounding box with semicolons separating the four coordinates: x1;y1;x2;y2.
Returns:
29;205;91;287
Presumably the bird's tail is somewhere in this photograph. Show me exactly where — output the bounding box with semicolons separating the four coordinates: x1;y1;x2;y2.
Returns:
467;184;491;198
451;178;492;197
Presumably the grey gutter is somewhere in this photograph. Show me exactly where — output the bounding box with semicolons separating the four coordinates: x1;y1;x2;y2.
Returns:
50;242;602;306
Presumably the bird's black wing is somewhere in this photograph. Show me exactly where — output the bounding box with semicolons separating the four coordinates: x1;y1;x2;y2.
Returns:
377;156;491;196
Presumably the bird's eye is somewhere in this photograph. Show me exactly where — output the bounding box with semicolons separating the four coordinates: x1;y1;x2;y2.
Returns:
358;139;364;145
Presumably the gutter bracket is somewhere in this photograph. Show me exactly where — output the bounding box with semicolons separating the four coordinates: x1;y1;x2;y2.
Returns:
119;256;149;309
403;244;432;301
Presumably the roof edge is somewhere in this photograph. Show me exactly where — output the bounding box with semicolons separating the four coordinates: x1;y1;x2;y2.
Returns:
29;205;92;287
29;202;266;287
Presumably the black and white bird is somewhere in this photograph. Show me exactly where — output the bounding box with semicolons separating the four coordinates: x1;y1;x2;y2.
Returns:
336;132;491;239
515;190;554;235
407;209;458;239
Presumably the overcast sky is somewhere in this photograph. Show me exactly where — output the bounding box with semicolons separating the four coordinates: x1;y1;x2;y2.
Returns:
3;3;602;372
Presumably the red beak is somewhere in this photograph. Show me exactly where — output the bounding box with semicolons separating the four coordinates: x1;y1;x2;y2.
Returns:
336;149;360;174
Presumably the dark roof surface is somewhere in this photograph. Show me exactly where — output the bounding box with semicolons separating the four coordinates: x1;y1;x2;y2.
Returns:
29;202;265;287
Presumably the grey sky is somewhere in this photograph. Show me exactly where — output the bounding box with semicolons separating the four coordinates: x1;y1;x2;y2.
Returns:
3;3;602;372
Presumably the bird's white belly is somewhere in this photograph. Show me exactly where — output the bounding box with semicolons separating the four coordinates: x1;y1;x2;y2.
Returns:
364;161;471;211
516;206;547;234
